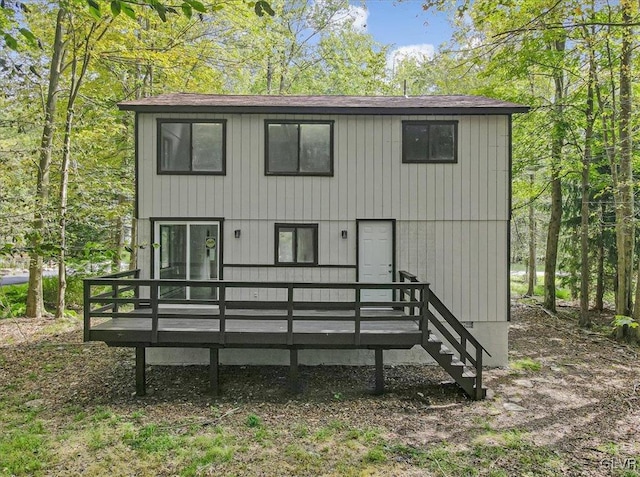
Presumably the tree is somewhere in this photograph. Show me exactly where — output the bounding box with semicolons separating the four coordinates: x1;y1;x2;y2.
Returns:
25;7;66;318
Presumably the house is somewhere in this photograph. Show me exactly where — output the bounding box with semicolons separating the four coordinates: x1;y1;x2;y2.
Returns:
84;94;528;398
120;93;527;366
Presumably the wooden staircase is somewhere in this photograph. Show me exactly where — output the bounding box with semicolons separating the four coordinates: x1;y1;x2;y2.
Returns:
399;271;490;400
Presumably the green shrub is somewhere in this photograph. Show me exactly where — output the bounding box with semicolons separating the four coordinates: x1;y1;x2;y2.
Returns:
0;283;28;318
245;414;262;428
42;274;84;309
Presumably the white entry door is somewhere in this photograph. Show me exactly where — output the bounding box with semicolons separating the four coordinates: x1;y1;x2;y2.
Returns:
358;220;394;302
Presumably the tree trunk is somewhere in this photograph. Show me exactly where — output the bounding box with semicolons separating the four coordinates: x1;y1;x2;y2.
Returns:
56;103;74;320
543;38;566;313
112;195;126;273
595;203;605;312
128;217;138;270
55;16;105;319
614;4;634;317
26;8;66;318
579;36;595;328
526;173;536;296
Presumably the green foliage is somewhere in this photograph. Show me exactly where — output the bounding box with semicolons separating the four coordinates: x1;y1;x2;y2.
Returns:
510;358;542;372
611;316;639;332
42;275;84;310
0;283;28;318
245;413;262;428
85;0;272;23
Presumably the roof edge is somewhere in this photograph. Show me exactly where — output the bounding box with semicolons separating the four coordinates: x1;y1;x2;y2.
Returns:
117;104;530;115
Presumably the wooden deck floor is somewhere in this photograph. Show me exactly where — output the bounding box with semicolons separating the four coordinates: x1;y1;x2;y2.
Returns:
91;307;422;348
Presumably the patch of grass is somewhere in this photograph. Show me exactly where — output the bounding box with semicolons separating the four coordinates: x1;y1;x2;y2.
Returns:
510;277;571;300
179;434;234;477
363;446;387;463
598;442;620;455
390;433;559;476
313;420;346;442
344;427;381;444
245;413;262;428
87;426;110;451
91;406;115;422
510;357;542;372
293;423;309;438
0;427;49;475
123;424;180;453
284;443;322;470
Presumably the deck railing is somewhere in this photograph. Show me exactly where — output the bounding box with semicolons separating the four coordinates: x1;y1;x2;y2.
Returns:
84;270;428;347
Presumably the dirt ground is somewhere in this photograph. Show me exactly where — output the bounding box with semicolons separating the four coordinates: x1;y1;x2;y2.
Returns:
1;302;639;476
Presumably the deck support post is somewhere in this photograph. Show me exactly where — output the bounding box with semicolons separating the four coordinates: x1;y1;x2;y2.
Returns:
289;348;300;393
374;348;384;395
135;347;146;397
209;348;219;395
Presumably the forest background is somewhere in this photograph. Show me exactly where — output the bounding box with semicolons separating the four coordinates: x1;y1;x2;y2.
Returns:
0;0;638;340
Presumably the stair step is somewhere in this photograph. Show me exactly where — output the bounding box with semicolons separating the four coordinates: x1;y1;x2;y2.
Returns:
439;344;453;355
462;370;477;378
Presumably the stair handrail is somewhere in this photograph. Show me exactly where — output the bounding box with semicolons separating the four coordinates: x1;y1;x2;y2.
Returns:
428;292;492;358
398;270;490;358
399;270;490;400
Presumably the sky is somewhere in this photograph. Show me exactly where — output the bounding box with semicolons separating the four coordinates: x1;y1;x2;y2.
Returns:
336;0;454;71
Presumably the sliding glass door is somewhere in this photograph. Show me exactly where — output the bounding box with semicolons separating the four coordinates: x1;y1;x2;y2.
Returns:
155;221;220;300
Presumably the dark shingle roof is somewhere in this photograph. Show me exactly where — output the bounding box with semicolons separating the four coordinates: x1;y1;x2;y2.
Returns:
118;93;529;115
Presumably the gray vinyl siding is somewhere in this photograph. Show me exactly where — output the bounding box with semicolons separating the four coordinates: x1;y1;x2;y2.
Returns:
136;113;510;323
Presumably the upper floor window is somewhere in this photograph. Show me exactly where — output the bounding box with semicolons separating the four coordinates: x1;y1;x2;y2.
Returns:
265;121;333;176
158;120;226;174
275;223;318;265
402;120;458;163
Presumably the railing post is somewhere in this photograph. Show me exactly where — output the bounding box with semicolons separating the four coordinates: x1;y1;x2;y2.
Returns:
112;283;119;314
355;287;361;346
460;336;467;365
134;270;141;309
287;284;294;346
410;284;416;317
150;282;158;344
83;280;91;342
420;284;430;346
219;283;226;345
475;345;483;400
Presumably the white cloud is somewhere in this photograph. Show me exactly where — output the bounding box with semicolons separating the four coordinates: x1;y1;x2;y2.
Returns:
387;44;436;72
337;5;368;32
314;0;369;32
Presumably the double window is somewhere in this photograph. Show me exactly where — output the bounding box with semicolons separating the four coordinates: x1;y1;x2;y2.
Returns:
158;120;226;174
265;121;333;175
275;223;318;265
402;120;458;163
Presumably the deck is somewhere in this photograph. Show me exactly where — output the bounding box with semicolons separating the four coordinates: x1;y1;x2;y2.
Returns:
91;308;421;347
84;270;489;399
